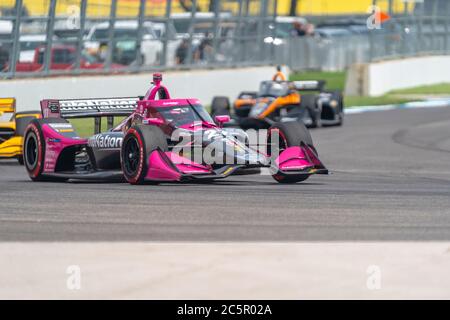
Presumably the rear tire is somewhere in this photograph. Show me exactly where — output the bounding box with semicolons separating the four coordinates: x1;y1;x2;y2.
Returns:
211;96;231;117
268;121;315;184
23;118;69;182
16;112;41;166
121;125;168;185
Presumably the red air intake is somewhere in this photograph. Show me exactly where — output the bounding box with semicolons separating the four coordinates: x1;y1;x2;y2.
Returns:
153;73;162;84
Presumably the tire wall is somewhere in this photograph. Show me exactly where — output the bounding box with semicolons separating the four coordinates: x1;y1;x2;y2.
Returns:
345;55;450;97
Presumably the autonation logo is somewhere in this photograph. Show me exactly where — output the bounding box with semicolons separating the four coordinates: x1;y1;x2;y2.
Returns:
88;134;123;149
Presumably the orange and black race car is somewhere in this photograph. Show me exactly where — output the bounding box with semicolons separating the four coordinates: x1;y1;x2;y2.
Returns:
0;98;41;164
211;68;344;129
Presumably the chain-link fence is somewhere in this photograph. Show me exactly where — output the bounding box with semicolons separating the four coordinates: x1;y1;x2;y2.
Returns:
0;0;449;78
0;0;278;78
279;2;450;72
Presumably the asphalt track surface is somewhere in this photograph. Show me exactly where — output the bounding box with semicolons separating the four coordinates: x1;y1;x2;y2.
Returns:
0;107;449;241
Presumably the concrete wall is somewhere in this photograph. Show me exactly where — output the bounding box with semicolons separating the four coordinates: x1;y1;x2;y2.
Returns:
0;66;289;111
345;56;450;97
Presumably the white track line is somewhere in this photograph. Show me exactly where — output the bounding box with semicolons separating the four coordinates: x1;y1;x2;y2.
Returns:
345;99;450;115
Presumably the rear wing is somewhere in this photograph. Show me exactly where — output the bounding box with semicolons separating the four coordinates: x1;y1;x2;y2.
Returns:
0;98;16;114
41;97;139;119
293;80;326;91
41;97;139;133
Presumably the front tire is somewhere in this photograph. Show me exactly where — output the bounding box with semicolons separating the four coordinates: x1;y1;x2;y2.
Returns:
300;94;321;128
272;173;309;184
268;121;314;154
121;125;168;185
268;121;315;184
211;96;231;117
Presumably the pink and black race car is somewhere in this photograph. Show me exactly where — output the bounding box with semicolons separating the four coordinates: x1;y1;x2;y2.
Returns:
23;73;328;184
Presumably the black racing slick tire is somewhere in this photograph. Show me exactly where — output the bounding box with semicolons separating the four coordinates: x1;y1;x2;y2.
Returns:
268;121;315;184
300;94;321;128
269;121;314;152
211;96;231;117
273;174;309;184
121;125;168;185
331;90;344;126
16;112;42;166
23;118;69;182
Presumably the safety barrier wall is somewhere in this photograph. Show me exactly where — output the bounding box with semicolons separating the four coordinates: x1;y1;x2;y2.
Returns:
345;55;450;97
0;66;288;111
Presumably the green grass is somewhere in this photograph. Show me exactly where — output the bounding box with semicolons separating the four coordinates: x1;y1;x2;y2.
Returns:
289;71;347;91
289;71;418;107
69;117;125;138
390;83;450;95
345;96;415;108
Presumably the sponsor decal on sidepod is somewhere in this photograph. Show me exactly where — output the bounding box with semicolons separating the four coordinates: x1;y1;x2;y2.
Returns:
88;134;123;149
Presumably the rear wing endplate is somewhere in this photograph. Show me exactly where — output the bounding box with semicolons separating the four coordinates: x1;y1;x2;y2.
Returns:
0;98;16;113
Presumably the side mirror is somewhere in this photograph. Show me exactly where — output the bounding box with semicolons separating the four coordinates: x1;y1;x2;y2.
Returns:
214;115;230;126
143;117;164;126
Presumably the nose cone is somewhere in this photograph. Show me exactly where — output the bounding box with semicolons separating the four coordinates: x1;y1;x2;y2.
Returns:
227;143;269;166
275;146;314;172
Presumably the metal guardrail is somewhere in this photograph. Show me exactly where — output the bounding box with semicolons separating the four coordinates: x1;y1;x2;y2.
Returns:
1;0;450;77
